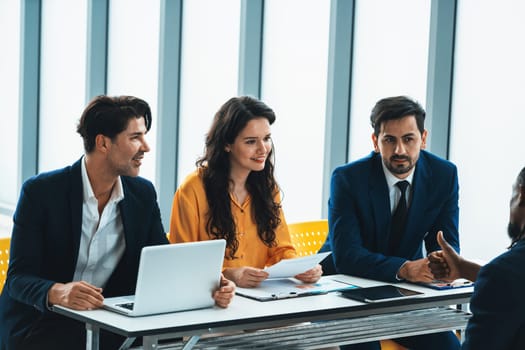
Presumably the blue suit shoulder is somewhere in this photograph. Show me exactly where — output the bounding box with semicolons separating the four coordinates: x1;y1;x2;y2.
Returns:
21;160;155;195
331;150;458;186
18;161;157;205
418;149;458;174
332;151;379;177
23;164;73;185
483;240;525;276
18;164;76;198
333;150;456;171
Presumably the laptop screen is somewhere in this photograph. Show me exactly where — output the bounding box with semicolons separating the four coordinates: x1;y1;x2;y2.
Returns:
104;239;226;316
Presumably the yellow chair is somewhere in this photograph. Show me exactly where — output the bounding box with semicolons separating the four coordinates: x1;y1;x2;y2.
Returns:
287;221;406;350
380;340;407;350
0;237;10;294
288;220;329;256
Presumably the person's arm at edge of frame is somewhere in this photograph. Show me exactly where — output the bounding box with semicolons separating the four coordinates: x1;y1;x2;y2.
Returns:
428;231;481;282
168;180;201;245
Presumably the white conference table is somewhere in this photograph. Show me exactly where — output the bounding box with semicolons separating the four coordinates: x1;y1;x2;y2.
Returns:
53;274;473;350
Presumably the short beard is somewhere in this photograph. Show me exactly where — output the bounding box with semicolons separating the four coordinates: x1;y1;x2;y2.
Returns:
385;155;414;175
507;222;525;247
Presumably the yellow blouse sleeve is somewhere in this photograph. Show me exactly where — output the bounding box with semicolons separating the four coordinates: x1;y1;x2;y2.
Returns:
169;171;207;244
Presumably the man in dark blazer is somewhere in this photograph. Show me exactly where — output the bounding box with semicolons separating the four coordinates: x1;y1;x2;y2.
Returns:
0;96;234;350
321;96;461;350
429;166;525;350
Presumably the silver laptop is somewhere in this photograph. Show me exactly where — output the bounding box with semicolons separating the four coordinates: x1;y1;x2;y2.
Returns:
103;239;226;317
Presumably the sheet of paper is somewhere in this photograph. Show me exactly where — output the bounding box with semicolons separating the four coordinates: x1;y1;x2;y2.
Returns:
264;251;331;279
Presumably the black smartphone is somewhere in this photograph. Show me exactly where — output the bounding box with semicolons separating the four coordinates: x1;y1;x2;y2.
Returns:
340;285;424;303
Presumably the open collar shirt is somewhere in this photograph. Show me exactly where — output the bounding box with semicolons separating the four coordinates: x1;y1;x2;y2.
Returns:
73;156;126;288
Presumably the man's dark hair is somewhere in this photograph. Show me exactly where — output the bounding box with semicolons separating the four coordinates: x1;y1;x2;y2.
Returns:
77;95;152;153
370;96;426;136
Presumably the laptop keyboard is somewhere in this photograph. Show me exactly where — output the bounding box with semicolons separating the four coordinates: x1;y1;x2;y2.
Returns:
117;302;135;311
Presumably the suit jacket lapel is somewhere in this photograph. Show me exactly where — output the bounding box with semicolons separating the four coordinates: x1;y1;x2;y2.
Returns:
369;154;391;252
119;178;142;261
69;158;84;268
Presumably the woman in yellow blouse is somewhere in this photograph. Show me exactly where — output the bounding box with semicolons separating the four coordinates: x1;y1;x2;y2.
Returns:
170;96;322;288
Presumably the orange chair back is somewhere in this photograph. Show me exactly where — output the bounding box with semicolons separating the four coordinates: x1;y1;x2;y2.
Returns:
288;220;328;257
0;237;10;293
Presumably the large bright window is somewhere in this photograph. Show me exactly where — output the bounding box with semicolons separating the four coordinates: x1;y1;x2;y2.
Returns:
0;0;21;206
349;0;431;161
0;0;21;235
38;0;87;172
177;0;241;183
107;0;161;185
450;0;525;262
261;0;330;223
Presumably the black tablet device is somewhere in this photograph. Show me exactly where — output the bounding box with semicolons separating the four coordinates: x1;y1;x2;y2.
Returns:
340;285;424;303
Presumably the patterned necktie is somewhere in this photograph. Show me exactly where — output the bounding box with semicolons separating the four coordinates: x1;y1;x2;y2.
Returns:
388;180;409;254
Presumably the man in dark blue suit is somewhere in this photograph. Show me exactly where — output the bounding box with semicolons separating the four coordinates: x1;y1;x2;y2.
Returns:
0;96;234;350
321;96;461;349
429;166;525;350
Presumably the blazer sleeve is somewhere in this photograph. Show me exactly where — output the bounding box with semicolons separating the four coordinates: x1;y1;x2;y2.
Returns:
423;164;460;254
462;262;523;350
329;167;406;282
169;174;204;244
6;179;57;313
146;184;170;246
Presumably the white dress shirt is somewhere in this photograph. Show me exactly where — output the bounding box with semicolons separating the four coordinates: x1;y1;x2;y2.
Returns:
381;162;415;214
73;157;126;288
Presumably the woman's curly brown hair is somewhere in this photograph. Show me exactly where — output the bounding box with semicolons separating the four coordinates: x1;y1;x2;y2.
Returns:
196;96;281;259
